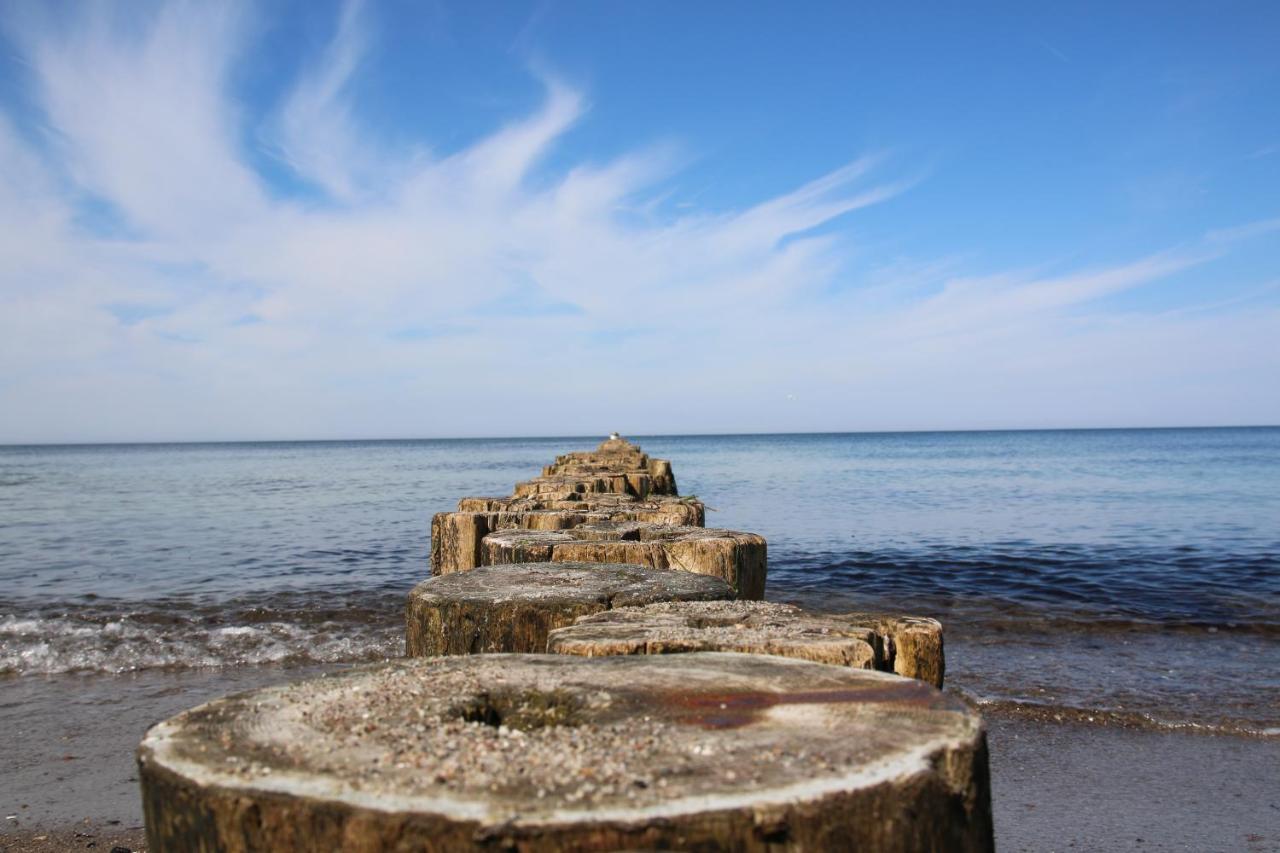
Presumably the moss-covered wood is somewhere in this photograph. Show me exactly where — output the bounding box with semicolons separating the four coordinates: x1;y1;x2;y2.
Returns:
138;653;992;852
405;562;731;656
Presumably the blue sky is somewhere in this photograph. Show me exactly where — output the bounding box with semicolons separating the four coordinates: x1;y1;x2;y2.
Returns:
0;1;1277;442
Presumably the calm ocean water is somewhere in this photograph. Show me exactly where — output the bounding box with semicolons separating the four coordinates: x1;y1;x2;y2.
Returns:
2;428;1277;734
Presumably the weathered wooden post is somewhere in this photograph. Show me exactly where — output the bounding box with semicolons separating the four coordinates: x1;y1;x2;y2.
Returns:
138;653;992;851
481;522;768;599
405;562;732;656
547;599;946;687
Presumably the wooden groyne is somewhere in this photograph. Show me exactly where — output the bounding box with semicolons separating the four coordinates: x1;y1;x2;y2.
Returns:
138;434;989;851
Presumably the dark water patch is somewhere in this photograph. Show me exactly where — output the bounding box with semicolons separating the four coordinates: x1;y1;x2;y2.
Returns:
767;541;1280;630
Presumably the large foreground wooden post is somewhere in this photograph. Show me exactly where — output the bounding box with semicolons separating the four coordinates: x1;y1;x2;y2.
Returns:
139;653;992;852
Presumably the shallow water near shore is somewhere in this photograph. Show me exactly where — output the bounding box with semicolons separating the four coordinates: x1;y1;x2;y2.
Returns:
2;427;1277;737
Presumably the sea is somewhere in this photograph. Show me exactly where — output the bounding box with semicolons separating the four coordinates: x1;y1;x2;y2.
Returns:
2;428;1278;740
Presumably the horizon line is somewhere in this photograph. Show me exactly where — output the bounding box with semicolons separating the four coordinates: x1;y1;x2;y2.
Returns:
2;423;1277;449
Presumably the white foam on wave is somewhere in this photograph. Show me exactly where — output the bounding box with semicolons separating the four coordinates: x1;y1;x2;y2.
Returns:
0;612;403;675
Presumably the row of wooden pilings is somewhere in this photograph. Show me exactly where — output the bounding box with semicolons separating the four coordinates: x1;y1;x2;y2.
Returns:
137;435;993;851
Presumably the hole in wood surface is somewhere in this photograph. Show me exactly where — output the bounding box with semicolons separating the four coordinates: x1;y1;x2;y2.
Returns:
456;689;583;731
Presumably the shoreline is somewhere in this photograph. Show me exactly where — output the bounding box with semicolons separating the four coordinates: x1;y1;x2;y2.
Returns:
984;709;1279;852
3;668;1277;851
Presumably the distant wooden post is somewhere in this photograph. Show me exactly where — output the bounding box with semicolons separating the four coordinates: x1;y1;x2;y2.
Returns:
405;562;731;656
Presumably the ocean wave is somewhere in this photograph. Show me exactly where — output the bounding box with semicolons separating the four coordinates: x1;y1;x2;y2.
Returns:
0;602;403;676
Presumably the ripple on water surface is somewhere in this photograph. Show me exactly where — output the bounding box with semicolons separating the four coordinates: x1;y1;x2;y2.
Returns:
1;429;1277;735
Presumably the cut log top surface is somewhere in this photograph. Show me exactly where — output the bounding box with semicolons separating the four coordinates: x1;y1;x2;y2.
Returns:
410;561;732;608
139;653;988;840
548;600;878;667
546;600;945;686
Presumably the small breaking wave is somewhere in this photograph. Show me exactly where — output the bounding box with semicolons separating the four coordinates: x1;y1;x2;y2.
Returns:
0;594;405;676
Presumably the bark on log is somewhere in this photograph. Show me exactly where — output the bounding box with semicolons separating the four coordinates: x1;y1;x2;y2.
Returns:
481;522;767;600
839;611;945;687
645;457;677;495
430;510;603;577
138;653;992;852
546;601;946;687
405;562;732;656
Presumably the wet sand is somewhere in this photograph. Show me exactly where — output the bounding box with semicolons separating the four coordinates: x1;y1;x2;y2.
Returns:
985;710;1279;852
2;668;1277;852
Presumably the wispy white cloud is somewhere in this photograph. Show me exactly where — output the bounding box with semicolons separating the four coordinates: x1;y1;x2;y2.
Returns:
269;0;378;201
1205;217;1280;244
21;2;265;242
0;3;1276;442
